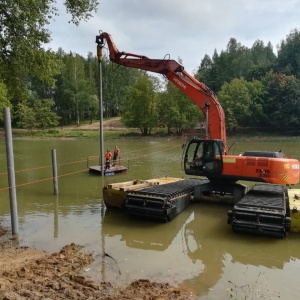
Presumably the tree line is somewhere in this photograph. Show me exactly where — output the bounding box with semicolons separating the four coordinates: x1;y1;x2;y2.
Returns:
1;2;300;135
196;31;300;133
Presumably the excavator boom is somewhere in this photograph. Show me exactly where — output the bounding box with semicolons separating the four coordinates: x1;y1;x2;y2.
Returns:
96;32;227;153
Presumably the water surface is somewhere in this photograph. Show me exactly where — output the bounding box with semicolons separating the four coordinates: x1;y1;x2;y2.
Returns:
1;137;300;299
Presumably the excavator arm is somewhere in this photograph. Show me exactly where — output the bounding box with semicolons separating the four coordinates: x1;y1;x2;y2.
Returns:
96;32;299;186
96;32;227;154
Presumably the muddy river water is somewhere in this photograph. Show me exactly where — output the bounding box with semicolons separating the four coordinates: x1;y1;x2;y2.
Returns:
1;137;300;299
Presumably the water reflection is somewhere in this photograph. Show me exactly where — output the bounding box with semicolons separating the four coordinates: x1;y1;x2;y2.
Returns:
181;204;300;297
103;209;189;251
100;202;300;298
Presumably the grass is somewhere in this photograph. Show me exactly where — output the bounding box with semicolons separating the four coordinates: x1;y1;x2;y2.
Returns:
11;130;119;139
5;125;300;142
9;129;164;139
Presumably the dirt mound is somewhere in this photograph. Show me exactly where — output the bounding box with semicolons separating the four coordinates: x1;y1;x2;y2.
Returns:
0;227;195;299
75;117;129;132
0;243;110;300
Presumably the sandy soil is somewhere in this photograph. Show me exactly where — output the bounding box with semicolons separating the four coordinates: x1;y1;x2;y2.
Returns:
67;117;134;133
0;226;196;299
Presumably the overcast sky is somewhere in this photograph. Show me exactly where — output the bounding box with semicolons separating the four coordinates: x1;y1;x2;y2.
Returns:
46;0;300;74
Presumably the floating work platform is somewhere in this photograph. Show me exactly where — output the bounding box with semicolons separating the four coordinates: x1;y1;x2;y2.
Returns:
228;184;291;238
103;177;184;209
103;177;300;236
89;165;128;176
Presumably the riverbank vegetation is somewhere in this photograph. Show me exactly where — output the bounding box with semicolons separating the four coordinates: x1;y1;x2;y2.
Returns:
6;119;300;143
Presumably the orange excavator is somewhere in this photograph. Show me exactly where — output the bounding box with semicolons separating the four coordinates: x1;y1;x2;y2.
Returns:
96;32;299;236
96;32;299;186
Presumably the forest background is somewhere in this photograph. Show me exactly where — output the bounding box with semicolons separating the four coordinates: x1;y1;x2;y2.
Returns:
1;2;300;137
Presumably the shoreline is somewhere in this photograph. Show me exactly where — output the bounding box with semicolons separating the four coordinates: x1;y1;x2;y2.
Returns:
0;225;195;299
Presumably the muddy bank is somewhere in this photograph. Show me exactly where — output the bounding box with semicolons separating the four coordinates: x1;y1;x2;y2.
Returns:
0;226;195;299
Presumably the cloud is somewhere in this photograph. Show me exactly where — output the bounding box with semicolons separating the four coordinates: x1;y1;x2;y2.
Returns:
46;0;300;74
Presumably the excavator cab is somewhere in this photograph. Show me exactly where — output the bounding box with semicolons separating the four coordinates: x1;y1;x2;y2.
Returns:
184;138;224;178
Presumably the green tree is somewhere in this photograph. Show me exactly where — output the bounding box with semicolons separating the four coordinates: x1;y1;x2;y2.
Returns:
34;98;60;129
0;0;99;103
16;103;37;131
0;82;12;122
84;52;100;123
261;72;300;128
101;56;140;117
121;73;158;135
218;78;264;131
277;28;300;78
196;38;276;93
55;52;97;125
225;38;253;79
198;38;251;92
158;81;200;135
53;49;73;125
196;50;223;92
157;90;174;134
16;98;60;130
64;0;99;25
196;54;213;83
246;40;276;81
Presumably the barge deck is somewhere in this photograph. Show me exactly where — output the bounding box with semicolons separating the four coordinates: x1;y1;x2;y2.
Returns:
103;177;184;209
103;178;300;236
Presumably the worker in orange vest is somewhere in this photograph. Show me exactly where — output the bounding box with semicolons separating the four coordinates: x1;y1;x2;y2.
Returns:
104;149;112;170
113;146;120;165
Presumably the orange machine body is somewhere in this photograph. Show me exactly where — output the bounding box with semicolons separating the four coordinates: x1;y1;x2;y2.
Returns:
222;155;299;184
